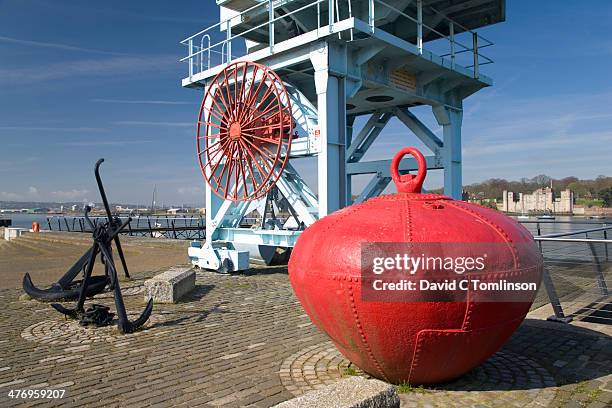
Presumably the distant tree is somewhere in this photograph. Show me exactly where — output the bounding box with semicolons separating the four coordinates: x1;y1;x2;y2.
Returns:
599;187;612;207
531;174;552;187
437;175;609;202
558;176;579;190
594;176;612;192
567;182;589;198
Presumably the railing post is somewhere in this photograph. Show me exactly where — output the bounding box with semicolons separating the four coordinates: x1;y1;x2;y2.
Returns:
368;0;375;32
605;229;609;261
207;37;211;70
542;267;572;323
269;0;275;53
472;32;479;79
588;241;609;296
449;21;455;69
417;0;423;54
200;34;211;72
226;20;232;63
188;39;194;78
329;0;335;32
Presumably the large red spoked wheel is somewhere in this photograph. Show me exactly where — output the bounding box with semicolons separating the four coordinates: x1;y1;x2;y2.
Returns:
197;61;293;202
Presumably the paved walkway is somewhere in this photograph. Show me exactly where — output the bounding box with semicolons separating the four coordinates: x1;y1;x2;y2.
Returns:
0;235;610;407
0;231;189;289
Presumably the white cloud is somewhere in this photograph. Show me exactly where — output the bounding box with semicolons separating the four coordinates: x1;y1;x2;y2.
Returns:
92;99;193;105
0;35;124;55
0;192;20;200
178;186;203;195
0;186;40;200
61;140;153;147
50;189;90;200
0;126;105;132
0;55;177;86
113;121;194;127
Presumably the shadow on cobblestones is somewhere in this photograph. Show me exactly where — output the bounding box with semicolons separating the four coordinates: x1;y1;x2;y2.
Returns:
570;297;611;325
238;264;289;276
393;320;612;407
148;301;234;328
428;320;611;392
180;283;215;302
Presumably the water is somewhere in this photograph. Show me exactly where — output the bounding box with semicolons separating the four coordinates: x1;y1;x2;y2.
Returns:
2;213;51;229
515;215;611;239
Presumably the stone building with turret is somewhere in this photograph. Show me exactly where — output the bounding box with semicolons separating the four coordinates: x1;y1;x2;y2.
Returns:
499;187;573;214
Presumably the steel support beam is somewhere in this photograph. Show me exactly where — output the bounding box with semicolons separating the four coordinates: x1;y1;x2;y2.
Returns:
276;164;318;226
354;174;392;204
346;155;443;175
346;115;356;205
345;110;392;205
393;107;443;154
433;105;463;199
347;111;393;162
204;89;224;243
311;42;347;216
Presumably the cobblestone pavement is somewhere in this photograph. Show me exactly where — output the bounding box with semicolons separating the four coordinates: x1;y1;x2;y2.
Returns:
0;266;610;407
0;232;189;289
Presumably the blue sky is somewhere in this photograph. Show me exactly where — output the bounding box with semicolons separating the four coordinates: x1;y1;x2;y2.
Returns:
1;1;611;206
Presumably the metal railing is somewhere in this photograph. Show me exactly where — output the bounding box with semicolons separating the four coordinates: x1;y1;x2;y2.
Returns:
530;222;610;324
373;0;494;76
181;0;327;78
46;215;206;240
180;0;493;80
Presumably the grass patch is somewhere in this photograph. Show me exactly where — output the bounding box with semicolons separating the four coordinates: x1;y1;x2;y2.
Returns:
585;388;602;405
395;382;431;394
556;380;603;407
576;198;604;208
343;366;359;376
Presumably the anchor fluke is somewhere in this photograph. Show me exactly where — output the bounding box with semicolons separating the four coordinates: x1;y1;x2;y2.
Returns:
50;302;83;320
117;298;154;334
22;272;109;302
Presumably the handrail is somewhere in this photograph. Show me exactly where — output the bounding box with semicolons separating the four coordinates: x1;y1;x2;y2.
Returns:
429;5;494;47
535;238;611;243
376;0;471;52
537;225;612;239
530;223;610;323
179;0;327;64
181;0;268;44
180;0;493;80
520;220;609;224
374;0;493;75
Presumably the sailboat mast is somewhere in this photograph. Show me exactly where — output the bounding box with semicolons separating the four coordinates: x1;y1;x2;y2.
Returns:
151;185;157;214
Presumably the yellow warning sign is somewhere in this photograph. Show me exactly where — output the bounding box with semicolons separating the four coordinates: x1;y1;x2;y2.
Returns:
390;68;416;92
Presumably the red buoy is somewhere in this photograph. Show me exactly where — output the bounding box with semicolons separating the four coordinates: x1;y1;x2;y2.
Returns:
289;147;543;384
